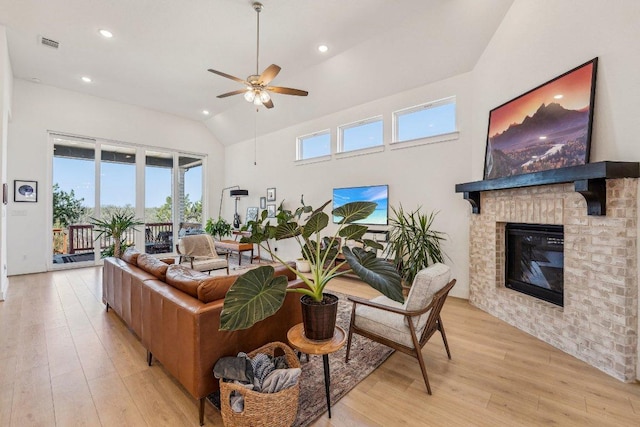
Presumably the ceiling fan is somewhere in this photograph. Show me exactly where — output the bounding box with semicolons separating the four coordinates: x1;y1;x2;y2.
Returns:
208;2;308;109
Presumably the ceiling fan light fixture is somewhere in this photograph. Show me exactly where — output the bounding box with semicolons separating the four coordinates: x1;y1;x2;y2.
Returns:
208;1;307;109
244;90;256;102
259;90;271;103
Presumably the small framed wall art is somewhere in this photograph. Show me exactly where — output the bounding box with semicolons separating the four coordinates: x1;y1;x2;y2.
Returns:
267;204;276;218
14;180;38;203
266;187;276;202
260;197;266;209
2;183;7;205
246;207;259;223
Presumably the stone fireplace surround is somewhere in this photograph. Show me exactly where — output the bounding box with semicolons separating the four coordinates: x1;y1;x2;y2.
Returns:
467;178;638;381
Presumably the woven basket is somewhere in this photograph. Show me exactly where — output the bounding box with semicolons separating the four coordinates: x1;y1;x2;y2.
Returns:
220;341;300;427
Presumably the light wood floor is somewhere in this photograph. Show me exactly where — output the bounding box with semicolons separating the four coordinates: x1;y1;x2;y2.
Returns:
1;267;639;426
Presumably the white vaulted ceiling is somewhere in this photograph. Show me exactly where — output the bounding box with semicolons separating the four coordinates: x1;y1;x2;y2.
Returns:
0;0;514;145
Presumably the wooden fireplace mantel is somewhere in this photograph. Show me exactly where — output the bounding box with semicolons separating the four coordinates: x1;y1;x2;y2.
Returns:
455;161;640;216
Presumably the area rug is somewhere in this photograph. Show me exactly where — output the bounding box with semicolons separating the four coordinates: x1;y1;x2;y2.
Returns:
207;291;394;427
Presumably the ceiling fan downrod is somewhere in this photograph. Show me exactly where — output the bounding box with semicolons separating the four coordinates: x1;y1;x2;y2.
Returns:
253;2;262;76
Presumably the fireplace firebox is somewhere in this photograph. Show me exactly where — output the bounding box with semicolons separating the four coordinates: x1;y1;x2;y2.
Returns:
505;223;564;306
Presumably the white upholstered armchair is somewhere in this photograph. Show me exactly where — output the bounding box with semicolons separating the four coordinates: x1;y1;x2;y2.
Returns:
345;263;456;394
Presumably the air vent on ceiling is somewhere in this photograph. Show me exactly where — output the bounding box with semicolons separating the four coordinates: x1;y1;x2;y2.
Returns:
39;36;59;49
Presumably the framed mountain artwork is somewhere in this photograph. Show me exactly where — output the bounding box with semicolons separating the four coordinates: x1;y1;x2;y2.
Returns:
483;58;598;180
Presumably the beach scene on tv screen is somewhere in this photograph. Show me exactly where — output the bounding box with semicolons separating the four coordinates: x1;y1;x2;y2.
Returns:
484;60;595;179
332;185;388;225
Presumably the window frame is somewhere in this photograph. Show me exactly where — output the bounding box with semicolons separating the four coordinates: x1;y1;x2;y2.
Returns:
296;129;332;161
392;96;457;146
337;115;384;155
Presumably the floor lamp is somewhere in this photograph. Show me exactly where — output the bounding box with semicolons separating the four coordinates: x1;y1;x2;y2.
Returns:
218;186;239;219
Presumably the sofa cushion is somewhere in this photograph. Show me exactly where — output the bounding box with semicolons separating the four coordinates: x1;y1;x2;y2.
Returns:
165;265;210;298
136;253;169;281
197;275;237;303
193;263;298;304
121;247;142;265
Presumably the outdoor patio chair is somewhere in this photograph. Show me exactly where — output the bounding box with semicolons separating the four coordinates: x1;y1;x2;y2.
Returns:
177;234;229;274
345;263;456;394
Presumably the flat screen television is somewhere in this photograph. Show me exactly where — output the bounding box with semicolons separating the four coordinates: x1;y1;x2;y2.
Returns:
332;184;388;225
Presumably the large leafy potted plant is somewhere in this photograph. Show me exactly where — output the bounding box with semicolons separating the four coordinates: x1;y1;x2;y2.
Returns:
219;198;403;341
383;205;447;287
90;209;143;258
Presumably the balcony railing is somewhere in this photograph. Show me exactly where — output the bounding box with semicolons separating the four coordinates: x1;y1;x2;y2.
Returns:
56;222;201;255
60;222;173;254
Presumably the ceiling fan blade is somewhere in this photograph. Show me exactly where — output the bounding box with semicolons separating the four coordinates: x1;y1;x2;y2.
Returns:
207;69;248;85
217;89;248;99
258;64;281;85
266;86;309;96
263;99;274;109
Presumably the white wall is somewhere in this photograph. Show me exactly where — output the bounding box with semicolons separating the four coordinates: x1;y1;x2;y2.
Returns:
7;79;225;275
471;0;640;178
0;27;13;299
225;73;473;299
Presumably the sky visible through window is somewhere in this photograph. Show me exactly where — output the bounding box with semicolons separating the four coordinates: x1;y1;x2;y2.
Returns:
342;120;383;152
300;132;330;159
54;157;202;208
397;103;455;142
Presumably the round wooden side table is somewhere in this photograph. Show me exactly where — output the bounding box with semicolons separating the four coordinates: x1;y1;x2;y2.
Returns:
287;323;346;418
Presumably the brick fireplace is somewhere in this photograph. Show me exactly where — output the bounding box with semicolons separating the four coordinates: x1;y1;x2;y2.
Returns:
466;178;638;381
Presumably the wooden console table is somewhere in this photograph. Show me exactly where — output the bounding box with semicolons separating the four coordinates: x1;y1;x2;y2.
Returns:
214;240;253;266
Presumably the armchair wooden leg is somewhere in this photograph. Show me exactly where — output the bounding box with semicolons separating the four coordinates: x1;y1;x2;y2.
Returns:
345;327;354;363
438;316;452;359
147;351;153;367
105;303;109;312
409;321;432;394
199;397;205;426
415;348;432;395
345;304;357;363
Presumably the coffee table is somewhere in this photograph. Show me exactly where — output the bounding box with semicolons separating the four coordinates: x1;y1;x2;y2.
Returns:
287;323;346;418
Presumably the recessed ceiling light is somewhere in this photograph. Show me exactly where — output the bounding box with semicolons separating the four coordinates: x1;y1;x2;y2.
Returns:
31;77;41;83
539;136;547;140
318;44;328;53
554;94;563;99
81;76;92;83
99;29;113;38
202;110;210;116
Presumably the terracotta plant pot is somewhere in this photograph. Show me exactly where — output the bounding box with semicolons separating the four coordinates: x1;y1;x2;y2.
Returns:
300;293;339;341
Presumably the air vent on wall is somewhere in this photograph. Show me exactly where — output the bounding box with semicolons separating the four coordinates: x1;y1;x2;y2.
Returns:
38;36;59;49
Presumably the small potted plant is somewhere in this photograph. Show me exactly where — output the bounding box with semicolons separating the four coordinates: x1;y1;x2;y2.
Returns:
219;197;403;341
90;209;143;258
205;216;232;241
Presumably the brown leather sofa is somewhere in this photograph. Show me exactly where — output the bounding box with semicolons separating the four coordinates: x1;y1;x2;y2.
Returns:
102;249;304;425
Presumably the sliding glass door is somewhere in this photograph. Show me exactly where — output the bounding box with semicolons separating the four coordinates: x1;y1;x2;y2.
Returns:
50;133;206;269
52;136;96;266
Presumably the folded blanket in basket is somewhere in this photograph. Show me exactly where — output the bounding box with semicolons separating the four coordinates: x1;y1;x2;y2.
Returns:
213;355;254;383
214;351;301;413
